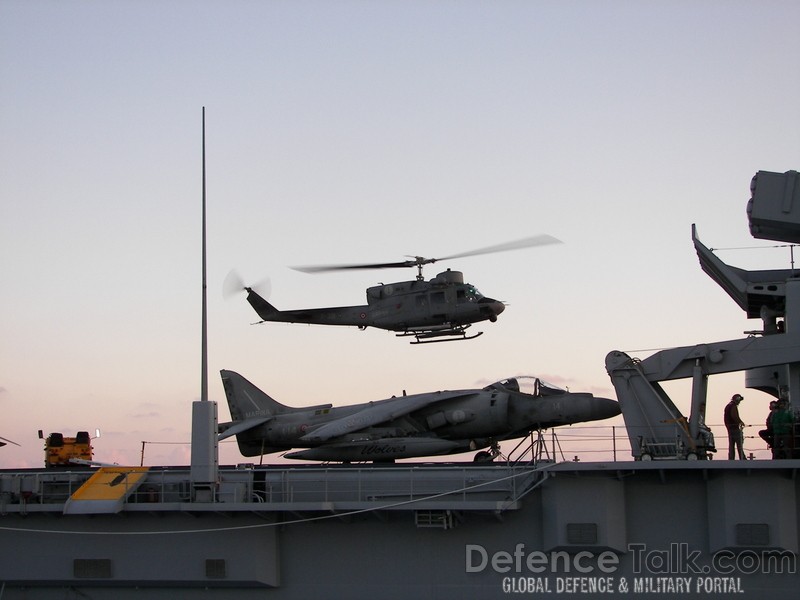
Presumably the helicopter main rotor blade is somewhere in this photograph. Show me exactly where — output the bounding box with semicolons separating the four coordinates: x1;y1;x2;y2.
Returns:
292;259;423;274
291;234;561;274
436;234;562;261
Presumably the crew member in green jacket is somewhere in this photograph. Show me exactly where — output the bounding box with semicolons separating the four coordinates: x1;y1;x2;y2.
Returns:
770;400;794;459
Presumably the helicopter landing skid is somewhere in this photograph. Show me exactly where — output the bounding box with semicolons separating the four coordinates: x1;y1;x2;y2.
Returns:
398;325;483;344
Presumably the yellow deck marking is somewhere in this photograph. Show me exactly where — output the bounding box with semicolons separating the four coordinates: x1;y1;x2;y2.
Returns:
64;467;150;514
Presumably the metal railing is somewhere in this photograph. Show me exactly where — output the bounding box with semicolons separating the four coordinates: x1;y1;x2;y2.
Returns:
2;422;784;513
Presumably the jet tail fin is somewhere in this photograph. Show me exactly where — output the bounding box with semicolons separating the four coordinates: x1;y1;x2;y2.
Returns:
219;370;332;456
220;370;293;422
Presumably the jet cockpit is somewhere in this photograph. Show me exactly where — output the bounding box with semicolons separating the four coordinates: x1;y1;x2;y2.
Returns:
487;377;568;397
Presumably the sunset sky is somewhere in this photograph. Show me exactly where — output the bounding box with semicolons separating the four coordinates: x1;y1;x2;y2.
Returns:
1;0;798;468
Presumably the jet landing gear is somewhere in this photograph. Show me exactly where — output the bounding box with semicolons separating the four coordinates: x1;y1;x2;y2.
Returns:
473;441;501;463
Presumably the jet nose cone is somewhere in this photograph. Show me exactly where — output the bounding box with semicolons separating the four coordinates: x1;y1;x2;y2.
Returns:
591;397;621;421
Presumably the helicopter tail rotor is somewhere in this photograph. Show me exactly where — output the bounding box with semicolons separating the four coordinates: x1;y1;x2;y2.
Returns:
223;269;271;300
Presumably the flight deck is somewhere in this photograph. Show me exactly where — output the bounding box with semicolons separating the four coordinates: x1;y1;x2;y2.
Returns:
1;460;798;597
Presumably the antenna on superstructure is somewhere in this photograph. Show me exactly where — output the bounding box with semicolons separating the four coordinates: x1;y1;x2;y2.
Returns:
190;106;218;501
201;105;208;403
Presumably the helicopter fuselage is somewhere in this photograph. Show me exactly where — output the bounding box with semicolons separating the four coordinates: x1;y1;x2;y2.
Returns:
245;269;505;342
364;270;504;329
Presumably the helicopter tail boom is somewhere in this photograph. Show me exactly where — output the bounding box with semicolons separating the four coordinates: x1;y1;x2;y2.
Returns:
245;288;281;321
245;287;373;327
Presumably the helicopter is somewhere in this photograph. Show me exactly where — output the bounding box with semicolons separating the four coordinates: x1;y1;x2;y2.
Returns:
228;234;561;344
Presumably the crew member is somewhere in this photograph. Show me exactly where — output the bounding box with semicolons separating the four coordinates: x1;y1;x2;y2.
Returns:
696;402;715;454
771;400;794;459
758;401;778;451
724;393;746;460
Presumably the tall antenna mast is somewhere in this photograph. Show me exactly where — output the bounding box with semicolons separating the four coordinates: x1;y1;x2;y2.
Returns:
201;106;208;403
191;106;218;501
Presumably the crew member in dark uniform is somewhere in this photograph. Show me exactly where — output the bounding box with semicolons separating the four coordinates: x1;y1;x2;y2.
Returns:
724;393;746;460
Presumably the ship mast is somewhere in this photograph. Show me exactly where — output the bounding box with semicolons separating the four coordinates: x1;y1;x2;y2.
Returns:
190;107;219;501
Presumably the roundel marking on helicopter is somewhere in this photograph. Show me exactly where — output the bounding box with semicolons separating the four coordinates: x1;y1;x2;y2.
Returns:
299;424;308;433
451;410;466;423
360;312;367;319
384;285;394;295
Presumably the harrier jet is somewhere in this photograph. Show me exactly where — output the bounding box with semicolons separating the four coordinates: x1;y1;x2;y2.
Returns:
218;370;619;462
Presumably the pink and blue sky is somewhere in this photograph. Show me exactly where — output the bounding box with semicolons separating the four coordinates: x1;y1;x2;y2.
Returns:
1;0;798;467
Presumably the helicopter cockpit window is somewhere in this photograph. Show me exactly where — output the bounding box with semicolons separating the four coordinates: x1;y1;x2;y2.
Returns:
457;286;484;304
467;286;483;301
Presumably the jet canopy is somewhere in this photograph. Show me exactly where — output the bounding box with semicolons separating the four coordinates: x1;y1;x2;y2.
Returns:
486;376;568;397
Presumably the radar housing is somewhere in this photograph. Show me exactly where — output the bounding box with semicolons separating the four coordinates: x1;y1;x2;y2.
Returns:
747;170;800;243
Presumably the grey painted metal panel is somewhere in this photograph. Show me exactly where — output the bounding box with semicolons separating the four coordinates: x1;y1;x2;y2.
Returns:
707;470;798;554
542;476;626;552
0;462;798;599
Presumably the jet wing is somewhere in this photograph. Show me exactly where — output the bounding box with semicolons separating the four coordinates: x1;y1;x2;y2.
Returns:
218;416;273;441
0;436;20;448
299;390;476;443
